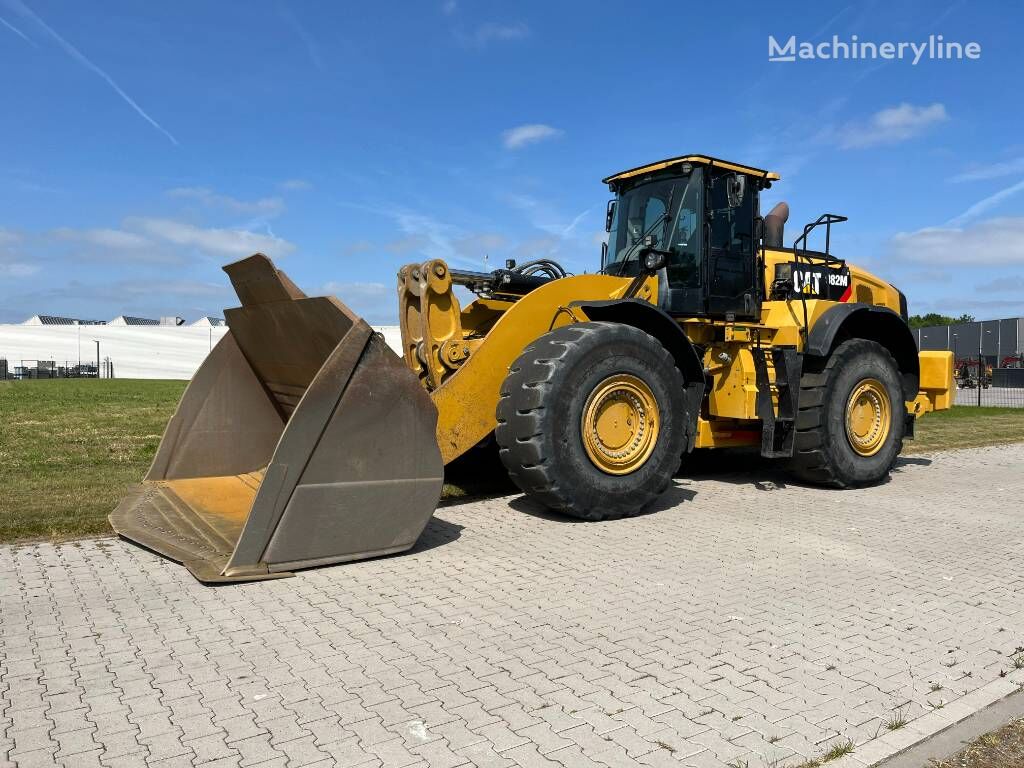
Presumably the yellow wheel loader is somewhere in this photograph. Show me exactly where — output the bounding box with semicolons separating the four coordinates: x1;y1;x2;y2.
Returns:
110;154;954;582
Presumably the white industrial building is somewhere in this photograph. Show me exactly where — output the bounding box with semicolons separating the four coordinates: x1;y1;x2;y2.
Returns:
1;315;402;379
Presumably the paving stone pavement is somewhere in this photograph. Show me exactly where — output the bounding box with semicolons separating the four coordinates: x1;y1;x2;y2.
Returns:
3;444;1024;768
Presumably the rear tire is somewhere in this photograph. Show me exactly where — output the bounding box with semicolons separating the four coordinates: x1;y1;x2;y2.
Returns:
788;339;905;487
495;322;687;520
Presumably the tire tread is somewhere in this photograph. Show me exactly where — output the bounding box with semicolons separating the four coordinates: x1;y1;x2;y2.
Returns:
496;322;684;520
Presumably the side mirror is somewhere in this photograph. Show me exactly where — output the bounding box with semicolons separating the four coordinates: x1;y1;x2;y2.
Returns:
728;174;746;207
605;200;616;232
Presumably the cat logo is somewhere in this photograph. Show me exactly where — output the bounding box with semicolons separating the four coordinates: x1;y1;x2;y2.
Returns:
789;264;853;302
795;269;822;295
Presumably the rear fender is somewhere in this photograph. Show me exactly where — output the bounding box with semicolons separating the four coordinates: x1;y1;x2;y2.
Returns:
806;303;920;398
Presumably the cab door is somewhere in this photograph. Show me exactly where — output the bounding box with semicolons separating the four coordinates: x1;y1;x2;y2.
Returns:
707;172;758;318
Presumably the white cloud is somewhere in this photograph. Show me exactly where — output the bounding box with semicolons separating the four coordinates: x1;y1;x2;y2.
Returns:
0;228;22;246
976;275;1024;293
52;278;229;301
502;123;563;150
505;193;541;211
167;187;285;217
281;178;313;192
454;232;505;256
345;203;498;270
382;234;429;254
469;21;529;46
38;225;180;264
127;217;296;258
949;157;1024;183
890;217;1024;266
343;240;374;255
321;281;393;324
923;296;1024;316
9;278;232;321
0;228;36;277
514;236;561;259
0;263;37;277
323;281;389;298
388;210;464;265
839;103;948;149
52;227;151;250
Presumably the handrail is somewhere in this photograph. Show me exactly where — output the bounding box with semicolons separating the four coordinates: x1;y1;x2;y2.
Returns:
792;213;848;261
791;213;848;347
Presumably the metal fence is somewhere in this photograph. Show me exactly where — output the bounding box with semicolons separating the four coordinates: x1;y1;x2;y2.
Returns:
0;358;112;379
915;318;1024;408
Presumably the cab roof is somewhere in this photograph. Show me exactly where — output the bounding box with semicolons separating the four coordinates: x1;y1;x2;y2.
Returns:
602;155;781;185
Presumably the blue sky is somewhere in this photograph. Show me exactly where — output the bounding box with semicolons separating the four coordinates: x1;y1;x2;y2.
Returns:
1;0;1022;324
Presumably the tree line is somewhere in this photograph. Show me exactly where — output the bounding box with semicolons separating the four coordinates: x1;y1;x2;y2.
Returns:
908;313;976;329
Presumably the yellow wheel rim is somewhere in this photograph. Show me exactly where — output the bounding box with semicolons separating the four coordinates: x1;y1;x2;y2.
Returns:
845;378;891;457
581;374;660;475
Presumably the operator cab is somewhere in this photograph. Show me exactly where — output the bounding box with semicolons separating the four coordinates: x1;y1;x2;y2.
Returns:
602;155;778;319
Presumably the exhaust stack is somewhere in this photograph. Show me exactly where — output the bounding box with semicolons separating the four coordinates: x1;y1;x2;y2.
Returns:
764;202;789;248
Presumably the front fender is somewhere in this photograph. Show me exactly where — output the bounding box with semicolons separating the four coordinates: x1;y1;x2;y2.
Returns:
570;299;704;385
571;298;706;452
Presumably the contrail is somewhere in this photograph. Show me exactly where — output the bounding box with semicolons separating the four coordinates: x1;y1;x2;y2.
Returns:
945;178;1024;228
5;0;178;146
0;12;34;43
278;5;325;71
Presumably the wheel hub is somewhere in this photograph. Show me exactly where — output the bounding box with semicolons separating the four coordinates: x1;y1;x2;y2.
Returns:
845;378;891;457
581;374;660;474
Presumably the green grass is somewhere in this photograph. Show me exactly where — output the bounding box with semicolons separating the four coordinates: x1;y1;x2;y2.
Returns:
1;380;1023;544
911;406;1024;453
0;379;186;542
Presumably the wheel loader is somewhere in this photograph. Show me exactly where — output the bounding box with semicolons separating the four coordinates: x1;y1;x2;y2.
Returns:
110;154;955;582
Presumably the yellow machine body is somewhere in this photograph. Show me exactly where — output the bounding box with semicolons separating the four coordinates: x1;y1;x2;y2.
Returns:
398;250;951;463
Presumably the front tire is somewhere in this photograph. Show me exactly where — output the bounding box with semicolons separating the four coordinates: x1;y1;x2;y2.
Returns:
788;339;905;487
495;322;687;520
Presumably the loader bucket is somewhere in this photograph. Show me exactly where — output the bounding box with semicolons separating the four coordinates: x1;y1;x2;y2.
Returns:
110;254;444;583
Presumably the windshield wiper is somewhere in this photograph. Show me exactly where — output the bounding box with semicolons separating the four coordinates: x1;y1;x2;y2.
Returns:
605;179;688;276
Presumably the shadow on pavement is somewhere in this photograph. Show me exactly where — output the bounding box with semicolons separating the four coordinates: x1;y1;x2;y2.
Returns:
439;440;517;508
895;455;933;468
508;482;698;522
438;443;927;521
678;447;794;489
408;517;464;554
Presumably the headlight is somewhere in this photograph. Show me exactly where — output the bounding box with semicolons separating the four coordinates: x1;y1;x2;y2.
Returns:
643;251;665;271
